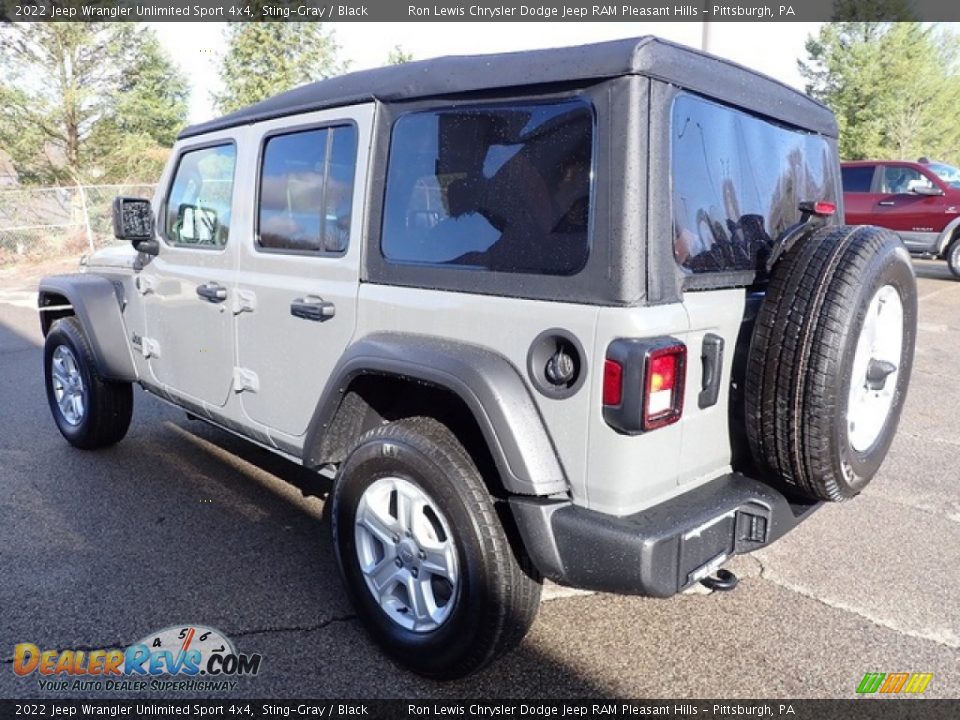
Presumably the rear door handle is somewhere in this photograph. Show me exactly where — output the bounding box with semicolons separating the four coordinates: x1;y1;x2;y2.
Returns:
196;282;227;303
878;200;897;206
698;333;724;409
291;296;336;321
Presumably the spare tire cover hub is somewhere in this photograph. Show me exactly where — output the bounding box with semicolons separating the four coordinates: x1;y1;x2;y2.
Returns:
847;284;903;452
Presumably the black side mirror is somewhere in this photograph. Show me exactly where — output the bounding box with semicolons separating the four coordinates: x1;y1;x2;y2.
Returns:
112;196;158;255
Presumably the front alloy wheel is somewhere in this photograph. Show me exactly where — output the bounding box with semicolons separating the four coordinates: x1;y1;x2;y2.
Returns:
50;345;87;426
43;317;133;449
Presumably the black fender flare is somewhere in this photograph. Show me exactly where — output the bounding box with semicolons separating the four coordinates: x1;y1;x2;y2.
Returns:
303;333;568;497
38;274;138;382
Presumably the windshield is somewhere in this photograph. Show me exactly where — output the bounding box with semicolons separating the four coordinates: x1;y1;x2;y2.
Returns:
925;162;960;188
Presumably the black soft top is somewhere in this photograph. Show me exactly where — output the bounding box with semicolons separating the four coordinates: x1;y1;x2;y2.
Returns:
180;36;837;139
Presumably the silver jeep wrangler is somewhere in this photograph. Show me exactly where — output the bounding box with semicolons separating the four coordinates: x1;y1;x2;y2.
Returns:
38;37;917;679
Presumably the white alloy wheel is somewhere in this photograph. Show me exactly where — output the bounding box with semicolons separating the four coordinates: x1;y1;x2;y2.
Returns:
847;284;904;452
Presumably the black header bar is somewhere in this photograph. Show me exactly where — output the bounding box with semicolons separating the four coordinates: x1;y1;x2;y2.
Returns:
0;700;958;719
3;0;960;22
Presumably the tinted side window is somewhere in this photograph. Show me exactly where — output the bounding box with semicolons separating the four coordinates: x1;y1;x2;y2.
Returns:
258;125;358;253
165;144;236;248
672;94;839;276
381;100;593;276
841;166;875;193
880;165;933;194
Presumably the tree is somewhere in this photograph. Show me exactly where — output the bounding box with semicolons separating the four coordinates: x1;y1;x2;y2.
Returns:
0;23;189;184
108;33;191;148
89;32;189;183
213;23;346;115
831;0;916;22
800;22;960;163
387;45;414;65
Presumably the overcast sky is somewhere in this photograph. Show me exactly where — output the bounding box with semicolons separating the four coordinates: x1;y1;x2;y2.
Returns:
151;22;823;124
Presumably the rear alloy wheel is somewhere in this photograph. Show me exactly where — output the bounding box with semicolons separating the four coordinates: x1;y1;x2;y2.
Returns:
331;416;541;679
353;475;460;633
745;225;917;501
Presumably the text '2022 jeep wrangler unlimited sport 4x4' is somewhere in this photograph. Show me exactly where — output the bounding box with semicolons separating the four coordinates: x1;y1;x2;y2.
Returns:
39;37;917;679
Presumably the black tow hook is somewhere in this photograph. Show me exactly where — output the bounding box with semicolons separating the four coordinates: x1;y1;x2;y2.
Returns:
700;568;739;592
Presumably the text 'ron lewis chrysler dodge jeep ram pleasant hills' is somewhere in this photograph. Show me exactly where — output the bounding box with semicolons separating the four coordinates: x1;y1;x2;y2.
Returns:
38;37;917;679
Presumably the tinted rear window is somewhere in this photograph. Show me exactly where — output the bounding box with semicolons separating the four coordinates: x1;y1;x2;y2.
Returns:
841;166;875;193
381;100;593;276
672;94;839;276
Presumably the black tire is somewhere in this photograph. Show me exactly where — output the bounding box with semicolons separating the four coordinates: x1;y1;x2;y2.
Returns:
945;237;960;279
745;225;917;501
43;316;133;449
331;416;541;679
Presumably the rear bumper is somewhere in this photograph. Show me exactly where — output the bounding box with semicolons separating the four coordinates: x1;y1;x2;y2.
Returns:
509;472;820;597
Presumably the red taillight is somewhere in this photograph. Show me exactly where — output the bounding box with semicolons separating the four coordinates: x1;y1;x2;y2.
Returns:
800;200;837;217
602;338;687;434
603;359;623;406
643;344;686;430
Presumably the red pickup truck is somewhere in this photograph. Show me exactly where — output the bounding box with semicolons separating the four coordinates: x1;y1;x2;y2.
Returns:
842;159;960;278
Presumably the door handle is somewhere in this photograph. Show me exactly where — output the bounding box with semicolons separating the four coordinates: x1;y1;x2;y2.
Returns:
878;200;896;206
290;296;336;321
698;333;724;409
196;282;227;303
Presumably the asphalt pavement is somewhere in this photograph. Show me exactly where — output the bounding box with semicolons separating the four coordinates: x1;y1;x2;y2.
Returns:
1;258;958;699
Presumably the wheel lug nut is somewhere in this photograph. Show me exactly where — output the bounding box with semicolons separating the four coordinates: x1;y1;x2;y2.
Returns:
395;558;402;568
411;568;418;578
392;535;399;544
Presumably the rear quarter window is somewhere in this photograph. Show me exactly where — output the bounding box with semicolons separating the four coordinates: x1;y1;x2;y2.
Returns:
381;100;593;276
671;94;839;277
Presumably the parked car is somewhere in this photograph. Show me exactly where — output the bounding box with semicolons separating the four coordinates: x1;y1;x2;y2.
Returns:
842;158;960;277
38;37;917;679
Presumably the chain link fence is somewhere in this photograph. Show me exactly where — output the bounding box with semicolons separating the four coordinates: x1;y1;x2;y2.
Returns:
0;184;156;267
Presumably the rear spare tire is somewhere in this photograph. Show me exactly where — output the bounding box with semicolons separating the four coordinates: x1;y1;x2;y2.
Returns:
745;225;917;501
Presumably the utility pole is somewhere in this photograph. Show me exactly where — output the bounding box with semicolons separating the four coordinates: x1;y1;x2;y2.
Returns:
701;0;712;52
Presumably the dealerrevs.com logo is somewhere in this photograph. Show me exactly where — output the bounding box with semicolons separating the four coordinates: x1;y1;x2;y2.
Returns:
12;625;262;692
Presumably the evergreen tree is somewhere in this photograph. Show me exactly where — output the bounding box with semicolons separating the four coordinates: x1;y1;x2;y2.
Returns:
213;23;346;114
0;23;189;184
800;22;960;163
387;45;414;65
